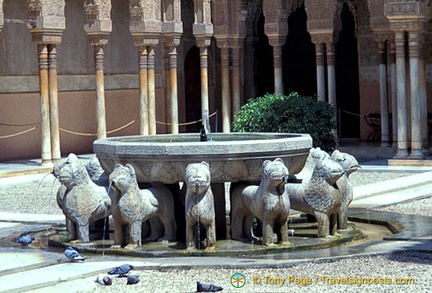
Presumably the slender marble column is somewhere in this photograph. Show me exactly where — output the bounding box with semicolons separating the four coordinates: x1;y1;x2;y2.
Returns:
169;46;179;134
378;40;390;147
48;44;61;161
273;45;283;95
315;43;326;102
94;45;106;139
38;44;52;167
199;46;209;121
148;45;157;134
138;45;149;135
231;47;241;117
408;31;423;157
417;36;428;154
389;40;398;147
326;42;336;107
164;46;171;133
394;31;408;157
220;47;231;133
419;57;428;153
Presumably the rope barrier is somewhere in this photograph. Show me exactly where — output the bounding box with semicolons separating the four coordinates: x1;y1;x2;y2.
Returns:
341;110;367;119
0;122;39;127
60;119;137;137
0;126;38;139
156;111;217;126
0;111;217;138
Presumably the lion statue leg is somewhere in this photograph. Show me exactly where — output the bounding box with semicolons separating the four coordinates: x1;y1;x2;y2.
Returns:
76;218;90;243
314;211;330;238
146;217;163;242
279;219;290;244
337;204;349;230
125;220;142;249
186;217;196;250
206;220;217;248
329;212;338;235
158;213;177;241
261;219;275;246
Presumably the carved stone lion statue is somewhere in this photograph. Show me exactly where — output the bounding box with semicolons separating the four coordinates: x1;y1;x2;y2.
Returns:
231;158;290;246
330;150;360;230
185;162;216;250
288;148;344;238
109;164;176;249
53;153;111;243
85;155;109;188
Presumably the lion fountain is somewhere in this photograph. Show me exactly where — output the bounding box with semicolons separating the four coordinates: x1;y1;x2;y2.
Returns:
287;148;344;238
185;162;217;250
108;164;177;249
53;153;111;243
231;158;291;246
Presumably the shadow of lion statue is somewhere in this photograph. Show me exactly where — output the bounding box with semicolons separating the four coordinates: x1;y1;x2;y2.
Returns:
185;162;216;250
109;164;176;249
231;158;290;246
53;153;111;243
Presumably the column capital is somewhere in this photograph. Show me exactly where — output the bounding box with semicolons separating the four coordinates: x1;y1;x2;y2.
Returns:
129;0;162;34
310;33;336;45
132;34;160;47
87;34;110;47
27;0;66;44
385;0;431;31
83;0;112;35
373;32;394;44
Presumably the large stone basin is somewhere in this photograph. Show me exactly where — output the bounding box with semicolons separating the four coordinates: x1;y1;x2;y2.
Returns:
93;132;312;184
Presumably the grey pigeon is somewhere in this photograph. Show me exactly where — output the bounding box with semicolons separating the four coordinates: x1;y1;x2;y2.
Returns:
95;274;112;286
197;281;223;292
13;234;35;246
126;275;140;285
64;246;85;261
108;264;134;277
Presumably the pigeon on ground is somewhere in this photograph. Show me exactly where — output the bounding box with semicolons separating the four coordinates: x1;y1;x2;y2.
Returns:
197;281;223;292
64;246;85;261
95;274;113;286
108;264;134;277
126;275;140;285
13;234;35;246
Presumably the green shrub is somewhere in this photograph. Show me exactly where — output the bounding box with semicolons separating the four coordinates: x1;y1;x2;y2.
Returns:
232;92;337;151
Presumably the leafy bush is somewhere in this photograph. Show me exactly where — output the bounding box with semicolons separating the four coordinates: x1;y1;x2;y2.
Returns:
232;92;337;151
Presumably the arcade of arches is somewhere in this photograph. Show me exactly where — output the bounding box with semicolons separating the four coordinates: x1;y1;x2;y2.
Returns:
0;0;431;165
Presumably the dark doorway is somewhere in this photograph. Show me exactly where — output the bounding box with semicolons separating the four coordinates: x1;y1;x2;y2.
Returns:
255;13;275;97
284;5;316;96
184;46;202;133
335;3;360;138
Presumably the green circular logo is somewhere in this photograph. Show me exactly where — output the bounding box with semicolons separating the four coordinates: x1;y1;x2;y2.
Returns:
231;273;246;288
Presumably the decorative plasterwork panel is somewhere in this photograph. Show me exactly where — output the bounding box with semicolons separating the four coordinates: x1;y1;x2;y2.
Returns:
367;0;390;32
305;0;342;43
27;0;66;31
359;66;379;84
193;0;213;43
83;0;112;34
162;0;183;36
385;0;431;30
129;0;162;35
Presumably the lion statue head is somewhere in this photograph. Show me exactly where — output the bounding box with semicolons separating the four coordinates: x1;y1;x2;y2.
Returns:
330;150;360;177
53;153;89;188
185;162;211;195
261;158;289;195
109;164;138;194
